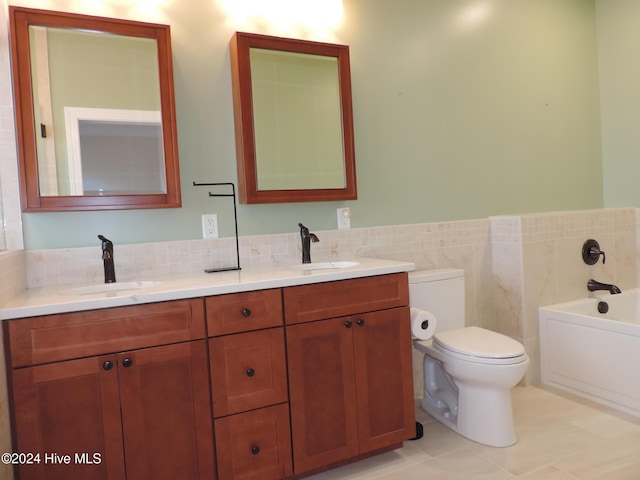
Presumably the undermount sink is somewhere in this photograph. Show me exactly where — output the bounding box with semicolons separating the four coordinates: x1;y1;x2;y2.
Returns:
294;261;360;271
64;281;160;296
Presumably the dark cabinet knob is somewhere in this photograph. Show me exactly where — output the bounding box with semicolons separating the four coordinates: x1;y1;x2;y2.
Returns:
241;308;252;317
122;358;133;368
246;368;256;377
356;318;365;326
251;445;260;455
344;320;353;328
103;360;113;371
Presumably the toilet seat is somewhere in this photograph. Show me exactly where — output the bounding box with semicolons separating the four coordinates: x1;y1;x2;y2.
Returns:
432;326;527;365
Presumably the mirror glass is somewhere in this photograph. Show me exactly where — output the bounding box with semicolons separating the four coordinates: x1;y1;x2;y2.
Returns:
30;26;163;196
10;7;181;211
250;48;344;190
230;32;357;204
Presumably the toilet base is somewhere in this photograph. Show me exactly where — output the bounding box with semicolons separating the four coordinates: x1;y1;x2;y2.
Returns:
421;385;517;447
419;352;528;448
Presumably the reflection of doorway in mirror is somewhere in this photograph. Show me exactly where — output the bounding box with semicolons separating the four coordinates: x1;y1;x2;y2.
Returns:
64;107;165;195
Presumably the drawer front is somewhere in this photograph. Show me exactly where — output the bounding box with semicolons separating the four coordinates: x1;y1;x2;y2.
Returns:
215;404;293;480
206;289;283;336
283;273;409;325
210;328;288;417
7;299;206;367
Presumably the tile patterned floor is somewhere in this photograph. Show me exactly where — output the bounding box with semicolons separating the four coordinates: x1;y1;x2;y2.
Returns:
308;386;640;479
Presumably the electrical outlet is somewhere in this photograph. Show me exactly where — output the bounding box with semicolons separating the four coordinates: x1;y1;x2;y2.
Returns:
337;208;351;230
201;214;218;239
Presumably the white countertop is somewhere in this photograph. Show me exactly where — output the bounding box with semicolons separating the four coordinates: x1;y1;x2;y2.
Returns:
0;257;414;320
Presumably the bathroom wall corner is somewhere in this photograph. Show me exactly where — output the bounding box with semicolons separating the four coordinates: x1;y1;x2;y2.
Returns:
636;208;640;287
0;0;23;253
489;216;525;341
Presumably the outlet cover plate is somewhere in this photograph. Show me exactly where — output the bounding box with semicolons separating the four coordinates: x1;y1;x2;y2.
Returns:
337;208;351;230
202;214;218;239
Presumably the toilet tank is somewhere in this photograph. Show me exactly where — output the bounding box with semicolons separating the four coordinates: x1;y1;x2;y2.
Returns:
408;269;465;332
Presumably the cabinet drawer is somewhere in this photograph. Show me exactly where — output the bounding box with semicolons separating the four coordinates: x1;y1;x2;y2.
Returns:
6;299;206;367
215;403;293;480
210;328;288;417
283;273;409;324
206;289;283;336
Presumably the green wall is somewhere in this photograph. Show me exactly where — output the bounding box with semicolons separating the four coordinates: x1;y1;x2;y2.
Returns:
597;0;640;208
19;0;604;249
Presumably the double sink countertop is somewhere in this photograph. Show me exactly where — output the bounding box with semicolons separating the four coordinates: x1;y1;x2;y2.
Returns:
0;257;415;320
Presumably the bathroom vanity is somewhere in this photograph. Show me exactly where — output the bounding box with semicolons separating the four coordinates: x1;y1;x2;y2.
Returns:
1;258;415;480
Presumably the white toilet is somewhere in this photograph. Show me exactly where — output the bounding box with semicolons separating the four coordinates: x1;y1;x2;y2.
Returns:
410;269;529;447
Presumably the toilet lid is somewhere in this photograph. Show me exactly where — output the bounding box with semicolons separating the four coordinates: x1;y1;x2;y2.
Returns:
433;326;525;359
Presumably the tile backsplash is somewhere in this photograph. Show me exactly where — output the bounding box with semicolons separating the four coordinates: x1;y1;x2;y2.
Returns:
0;250;25;305
23;219;493;313
2;207;638;388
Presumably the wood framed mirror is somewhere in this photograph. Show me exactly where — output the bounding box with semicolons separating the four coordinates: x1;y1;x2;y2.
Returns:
9;6;181;211
230;32;357;204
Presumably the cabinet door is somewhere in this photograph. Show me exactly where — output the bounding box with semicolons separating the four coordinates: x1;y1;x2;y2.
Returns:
286;317;359;475
352;307;415;453
117;341;215;480
11;355;125;480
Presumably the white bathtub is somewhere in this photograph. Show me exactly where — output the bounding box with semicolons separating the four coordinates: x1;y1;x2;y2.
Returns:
539;290;640;418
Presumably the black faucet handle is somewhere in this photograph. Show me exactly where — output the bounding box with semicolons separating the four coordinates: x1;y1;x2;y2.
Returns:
596;249;606;264
582;239;605;265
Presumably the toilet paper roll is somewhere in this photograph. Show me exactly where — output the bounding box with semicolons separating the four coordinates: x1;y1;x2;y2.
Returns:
410;307;437;340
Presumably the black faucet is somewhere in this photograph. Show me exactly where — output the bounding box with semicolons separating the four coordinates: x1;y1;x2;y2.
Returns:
298;223;319;264
98;235;116;283
587;279;621;295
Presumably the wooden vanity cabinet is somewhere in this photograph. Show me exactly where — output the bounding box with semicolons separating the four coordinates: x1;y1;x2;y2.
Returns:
5;299;215;480
284;273;415;475
4;272;414;480
207;290;293;480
